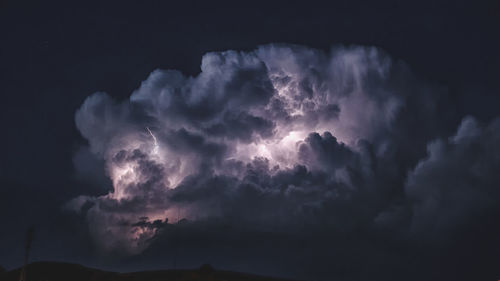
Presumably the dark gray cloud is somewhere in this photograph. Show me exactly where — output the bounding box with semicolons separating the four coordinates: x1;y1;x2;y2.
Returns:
68;44;500;281
406;116;500;238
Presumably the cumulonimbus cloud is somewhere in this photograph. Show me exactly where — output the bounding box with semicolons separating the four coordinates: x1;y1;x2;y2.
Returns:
67;44;500;264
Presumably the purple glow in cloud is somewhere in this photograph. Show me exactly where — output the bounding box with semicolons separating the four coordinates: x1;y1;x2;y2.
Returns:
68;44;499;256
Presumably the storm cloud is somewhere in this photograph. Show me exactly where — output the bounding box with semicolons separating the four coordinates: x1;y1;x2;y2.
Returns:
68;44;500;280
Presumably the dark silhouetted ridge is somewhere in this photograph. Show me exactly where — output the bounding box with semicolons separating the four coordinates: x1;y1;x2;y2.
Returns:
4;262;301;281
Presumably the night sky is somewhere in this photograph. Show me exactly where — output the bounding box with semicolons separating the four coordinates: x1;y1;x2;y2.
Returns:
1;1;499;280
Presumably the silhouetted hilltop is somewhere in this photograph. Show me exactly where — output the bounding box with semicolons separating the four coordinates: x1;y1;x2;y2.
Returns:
3;262;300;281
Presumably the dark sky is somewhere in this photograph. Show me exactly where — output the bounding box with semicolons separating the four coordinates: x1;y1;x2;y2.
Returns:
1;1;499;280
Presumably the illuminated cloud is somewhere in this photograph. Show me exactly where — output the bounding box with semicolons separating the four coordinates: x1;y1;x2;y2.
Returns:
69;44;495;260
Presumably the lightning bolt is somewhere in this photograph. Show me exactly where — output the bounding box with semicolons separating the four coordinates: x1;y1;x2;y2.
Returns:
146;127;159;154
